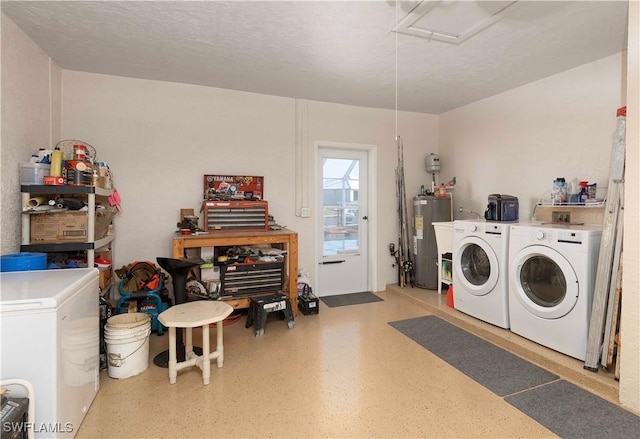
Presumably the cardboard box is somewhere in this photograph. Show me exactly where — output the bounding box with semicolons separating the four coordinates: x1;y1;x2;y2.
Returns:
30;211;112;243
180;208;195;221
99;268;113;289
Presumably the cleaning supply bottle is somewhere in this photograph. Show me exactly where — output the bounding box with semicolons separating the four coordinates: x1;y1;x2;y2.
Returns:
50;147;63;177
438;184;446;198
552;178;567;204
578;181;588;204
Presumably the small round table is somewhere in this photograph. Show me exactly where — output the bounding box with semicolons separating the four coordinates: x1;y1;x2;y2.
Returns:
158;300;234;385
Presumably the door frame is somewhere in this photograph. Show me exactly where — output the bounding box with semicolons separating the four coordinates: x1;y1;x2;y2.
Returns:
314;141;377;295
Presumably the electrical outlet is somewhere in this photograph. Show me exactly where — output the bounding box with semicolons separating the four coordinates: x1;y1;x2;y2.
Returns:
300;207;311;218
552;211;571;224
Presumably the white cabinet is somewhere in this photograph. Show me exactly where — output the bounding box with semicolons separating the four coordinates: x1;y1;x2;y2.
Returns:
20;185;115;269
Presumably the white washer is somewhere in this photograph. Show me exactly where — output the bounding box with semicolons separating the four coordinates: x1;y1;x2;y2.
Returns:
452;220;511;328
508;223;602;360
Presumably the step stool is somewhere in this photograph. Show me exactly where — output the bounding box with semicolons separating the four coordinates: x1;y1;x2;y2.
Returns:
245;293;295;336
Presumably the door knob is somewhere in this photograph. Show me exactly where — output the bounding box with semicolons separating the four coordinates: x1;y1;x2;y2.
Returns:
362;216;368;220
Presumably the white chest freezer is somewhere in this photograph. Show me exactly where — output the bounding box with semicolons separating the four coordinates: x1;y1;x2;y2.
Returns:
1;268;100;438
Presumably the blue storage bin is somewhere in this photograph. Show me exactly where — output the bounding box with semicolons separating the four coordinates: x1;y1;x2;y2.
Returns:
0;252;47;272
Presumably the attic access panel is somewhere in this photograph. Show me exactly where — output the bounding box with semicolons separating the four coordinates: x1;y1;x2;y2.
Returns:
394;0;517;44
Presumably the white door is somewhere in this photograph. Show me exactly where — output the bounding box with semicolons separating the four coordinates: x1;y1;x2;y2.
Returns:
317;147;369;296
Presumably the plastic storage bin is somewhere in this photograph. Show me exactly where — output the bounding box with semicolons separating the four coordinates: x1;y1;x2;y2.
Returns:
19;163;50;185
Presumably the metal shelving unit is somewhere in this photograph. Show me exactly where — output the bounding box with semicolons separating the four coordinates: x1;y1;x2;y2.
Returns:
20;185;115;268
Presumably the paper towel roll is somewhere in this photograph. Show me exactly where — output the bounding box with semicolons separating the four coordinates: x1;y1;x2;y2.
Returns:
27;197;48;207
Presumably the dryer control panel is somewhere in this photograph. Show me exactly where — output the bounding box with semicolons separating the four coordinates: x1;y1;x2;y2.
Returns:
556;230;585;244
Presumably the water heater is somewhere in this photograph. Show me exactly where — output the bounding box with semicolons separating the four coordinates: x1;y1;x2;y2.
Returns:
425;153;440;173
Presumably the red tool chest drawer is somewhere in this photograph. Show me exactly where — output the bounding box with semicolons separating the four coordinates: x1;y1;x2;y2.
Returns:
203;200;269;232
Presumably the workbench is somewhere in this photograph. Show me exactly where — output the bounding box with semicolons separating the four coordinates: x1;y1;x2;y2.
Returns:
172;229;298;315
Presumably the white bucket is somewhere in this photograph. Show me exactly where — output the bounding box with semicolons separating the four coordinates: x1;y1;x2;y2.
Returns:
62;317;100;386
105;313;151;379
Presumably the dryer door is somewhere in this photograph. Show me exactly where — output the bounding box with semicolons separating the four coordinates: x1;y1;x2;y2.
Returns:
510;245;579;319
453;236;499;296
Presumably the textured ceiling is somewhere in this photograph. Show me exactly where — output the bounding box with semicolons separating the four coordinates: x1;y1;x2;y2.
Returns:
1;1;629;114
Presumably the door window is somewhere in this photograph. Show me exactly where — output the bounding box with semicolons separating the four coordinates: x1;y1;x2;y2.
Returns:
322;158;360;256
520;256;566;307
460;244;491;286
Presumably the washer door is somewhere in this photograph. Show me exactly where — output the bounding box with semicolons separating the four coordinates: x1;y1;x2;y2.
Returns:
510;245;579;319
453;236;498;296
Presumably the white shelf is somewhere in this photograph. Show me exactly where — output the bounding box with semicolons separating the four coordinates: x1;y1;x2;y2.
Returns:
433;222;454;295
537;186;607;208
20;185;116;268
536;201;605;208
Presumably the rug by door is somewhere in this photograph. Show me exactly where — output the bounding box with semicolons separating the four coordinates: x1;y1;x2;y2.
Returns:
389;315;640;438
320;291;383;307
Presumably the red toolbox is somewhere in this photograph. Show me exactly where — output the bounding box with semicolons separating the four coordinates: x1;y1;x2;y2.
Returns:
203;200;269;232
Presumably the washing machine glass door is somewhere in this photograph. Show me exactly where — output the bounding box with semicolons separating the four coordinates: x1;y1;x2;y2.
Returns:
510;245;579;319
454;236;498;296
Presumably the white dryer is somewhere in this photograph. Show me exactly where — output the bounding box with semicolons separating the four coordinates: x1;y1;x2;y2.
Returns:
508;223;602;360
452;220;511;328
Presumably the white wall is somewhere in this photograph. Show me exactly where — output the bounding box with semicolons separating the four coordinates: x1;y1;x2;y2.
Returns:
60;72;437;291
440;53;624;221
0;12;61;253
620;0;640;412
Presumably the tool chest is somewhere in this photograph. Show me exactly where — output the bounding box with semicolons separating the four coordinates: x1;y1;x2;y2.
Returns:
203;200;269;232
219;261;284;296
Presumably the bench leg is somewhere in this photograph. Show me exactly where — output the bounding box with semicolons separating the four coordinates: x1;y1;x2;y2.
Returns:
202;323;211;385
216;320;224;368
168;327;177;384
256;306;267;337
283;299;295;329
185;327;193;357
245;301;254;328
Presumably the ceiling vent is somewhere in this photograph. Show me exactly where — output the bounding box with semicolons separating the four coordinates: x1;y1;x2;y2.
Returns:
394;0;517;44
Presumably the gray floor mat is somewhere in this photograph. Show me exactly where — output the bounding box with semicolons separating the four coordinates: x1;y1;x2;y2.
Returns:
320;291;383;307
505;379;640;439
388;315;558;396
389;315;640;438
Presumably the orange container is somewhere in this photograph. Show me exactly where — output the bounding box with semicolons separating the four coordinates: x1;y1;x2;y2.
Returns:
446;284;454;308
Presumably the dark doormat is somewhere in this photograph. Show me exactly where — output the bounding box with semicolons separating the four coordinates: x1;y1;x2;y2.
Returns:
388;315;557;396
505;379;640;439
320;291;383;307
389;315;640;438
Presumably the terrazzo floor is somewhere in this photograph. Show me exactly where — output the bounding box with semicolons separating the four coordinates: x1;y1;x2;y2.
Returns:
76;286;624;438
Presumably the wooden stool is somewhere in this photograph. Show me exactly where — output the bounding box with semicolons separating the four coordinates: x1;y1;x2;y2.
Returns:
245;293;295;336
158;301;234;385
